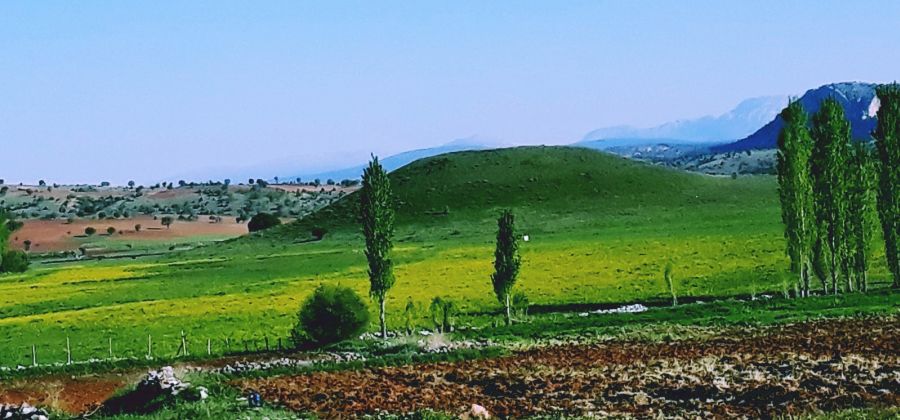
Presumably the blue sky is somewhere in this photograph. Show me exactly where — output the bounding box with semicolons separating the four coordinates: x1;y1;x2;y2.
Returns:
1;1;898;184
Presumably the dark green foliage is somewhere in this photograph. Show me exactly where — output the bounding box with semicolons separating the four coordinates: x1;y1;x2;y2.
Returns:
428;297;456;333
107;226;116;235
492;209;521;324
810;98;852;293
247;212;281;232
292;284;370;346
775;100;816;296
846;142;878;292
160;216;174;229
1;250;29;273
873;83;900;288
311;226;328;240
85;226;97;236
360;156;396;338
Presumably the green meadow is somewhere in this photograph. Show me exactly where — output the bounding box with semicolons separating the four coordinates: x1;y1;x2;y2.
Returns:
0;147;891;366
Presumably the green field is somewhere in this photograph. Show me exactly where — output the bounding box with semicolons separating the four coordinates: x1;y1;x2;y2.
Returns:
0;146;891;367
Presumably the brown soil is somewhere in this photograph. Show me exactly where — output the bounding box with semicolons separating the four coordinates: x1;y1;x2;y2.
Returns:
8;216;248;252
0;375;129;414
238;317;900;418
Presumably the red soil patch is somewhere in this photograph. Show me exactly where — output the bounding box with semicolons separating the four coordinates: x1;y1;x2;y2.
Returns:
9;216;248;252
239;317;900;418
0;375;127;414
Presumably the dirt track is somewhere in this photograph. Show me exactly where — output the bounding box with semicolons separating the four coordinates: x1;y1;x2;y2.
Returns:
240;317;899;418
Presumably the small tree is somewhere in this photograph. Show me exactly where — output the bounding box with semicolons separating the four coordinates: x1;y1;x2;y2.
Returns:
248;213;281;232
0;250;29;273
664;262;677;306
491;209;521;325
291;284;370;347
846;142;877;292
360;156;395;339
160;216;173;229
22;240;31;252
107;226;116;235
134;224;142;232
85;226;97;236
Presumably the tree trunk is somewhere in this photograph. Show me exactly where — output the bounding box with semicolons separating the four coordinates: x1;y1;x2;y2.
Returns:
505;293;511;326
379;297;387;339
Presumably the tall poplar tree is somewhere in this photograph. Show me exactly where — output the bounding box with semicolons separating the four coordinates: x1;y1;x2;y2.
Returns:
775;100;815;296
810;97;852;294
491;209;521;325
846;142;877;292
360;156;396;338
873;83;900;289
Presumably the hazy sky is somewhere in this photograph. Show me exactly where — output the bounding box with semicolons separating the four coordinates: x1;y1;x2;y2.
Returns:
1;1;899;184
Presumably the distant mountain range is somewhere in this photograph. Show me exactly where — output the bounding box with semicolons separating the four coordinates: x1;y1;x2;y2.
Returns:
712;82;879;153
272;82;885;181
581;95;789;145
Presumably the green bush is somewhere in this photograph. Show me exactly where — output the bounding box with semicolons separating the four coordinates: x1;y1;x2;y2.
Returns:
247;213;281;232
1;250;29;273
292;284;370;347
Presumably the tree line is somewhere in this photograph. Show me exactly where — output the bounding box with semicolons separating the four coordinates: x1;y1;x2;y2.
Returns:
776;84;899;295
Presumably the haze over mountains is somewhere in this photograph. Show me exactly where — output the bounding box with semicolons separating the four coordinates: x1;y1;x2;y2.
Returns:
272;81;884;182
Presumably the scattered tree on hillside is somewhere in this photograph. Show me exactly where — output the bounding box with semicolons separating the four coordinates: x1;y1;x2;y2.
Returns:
846;142;877;292
360;156;395;339
134;224;141;232
107;226;116;235
492;209;521;325
810;98;852;294
247;213;281;232
160;216;173;229
85;226;96;236
22;240;31;251
128;180;135;188
775;100;816;296
873;83;900;289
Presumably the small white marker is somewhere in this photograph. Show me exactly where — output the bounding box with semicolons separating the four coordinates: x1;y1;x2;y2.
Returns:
523;235;530;242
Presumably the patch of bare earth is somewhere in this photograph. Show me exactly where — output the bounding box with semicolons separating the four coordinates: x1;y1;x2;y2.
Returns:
0;375;129;414
239;317;899;418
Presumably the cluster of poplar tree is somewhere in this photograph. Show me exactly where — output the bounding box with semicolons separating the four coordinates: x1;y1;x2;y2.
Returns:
777;84;900;296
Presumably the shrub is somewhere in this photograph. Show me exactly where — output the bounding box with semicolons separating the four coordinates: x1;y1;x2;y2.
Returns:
1;250;29;273
85;227;97;236
429;297;456;333
291;284;370;347
311;227;327;240
248;213;281;233
107;226;116;235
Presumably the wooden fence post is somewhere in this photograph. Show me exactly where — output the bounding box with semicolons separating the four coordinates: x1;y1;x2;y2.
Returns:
108;337;113;359
31;344;36;367
207;338;211;356
181;330;188;357
65;336;72;365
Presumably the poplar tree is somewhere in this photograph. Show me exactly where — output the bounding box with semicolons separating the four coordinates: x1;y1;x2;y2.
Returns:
360;156;395;338
846;142;877;292
810;98;852;293
873;83;900;289
491;209;521;325
775;100;815;296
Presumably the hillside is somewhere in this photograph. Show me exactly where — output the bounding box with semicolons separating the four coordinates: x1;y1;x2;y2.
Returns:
272;146;765;237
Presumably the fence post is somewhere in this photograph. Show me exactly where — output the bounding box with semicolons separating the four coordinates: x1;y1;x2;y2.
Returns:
65;336;72;365
181;330;188;357
31;344;36;367
207;338;211;356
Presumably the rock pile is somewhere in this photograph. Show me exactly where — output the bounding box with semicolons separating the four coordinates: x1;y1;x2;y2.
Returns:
0;403;50;420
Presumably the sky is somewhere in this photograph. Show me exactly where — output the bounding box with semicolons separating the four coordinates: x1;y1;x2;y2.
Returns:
1;1;899;185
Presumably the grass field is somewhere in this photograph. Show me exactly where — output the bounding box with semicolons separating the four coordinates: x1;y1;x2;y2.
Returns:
0;146;892;367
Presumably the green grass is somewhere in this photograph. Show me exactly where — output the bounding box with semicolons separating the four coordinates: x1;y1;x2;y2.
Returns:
0;146;893;368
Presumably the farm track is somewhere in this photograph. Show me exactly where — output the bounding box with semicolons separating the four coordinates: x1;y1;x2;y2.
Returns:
240;316;900;419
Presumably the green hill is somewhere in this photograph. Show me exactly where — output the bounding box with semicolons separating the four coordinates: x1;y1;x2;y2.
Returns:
272;146;772;238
